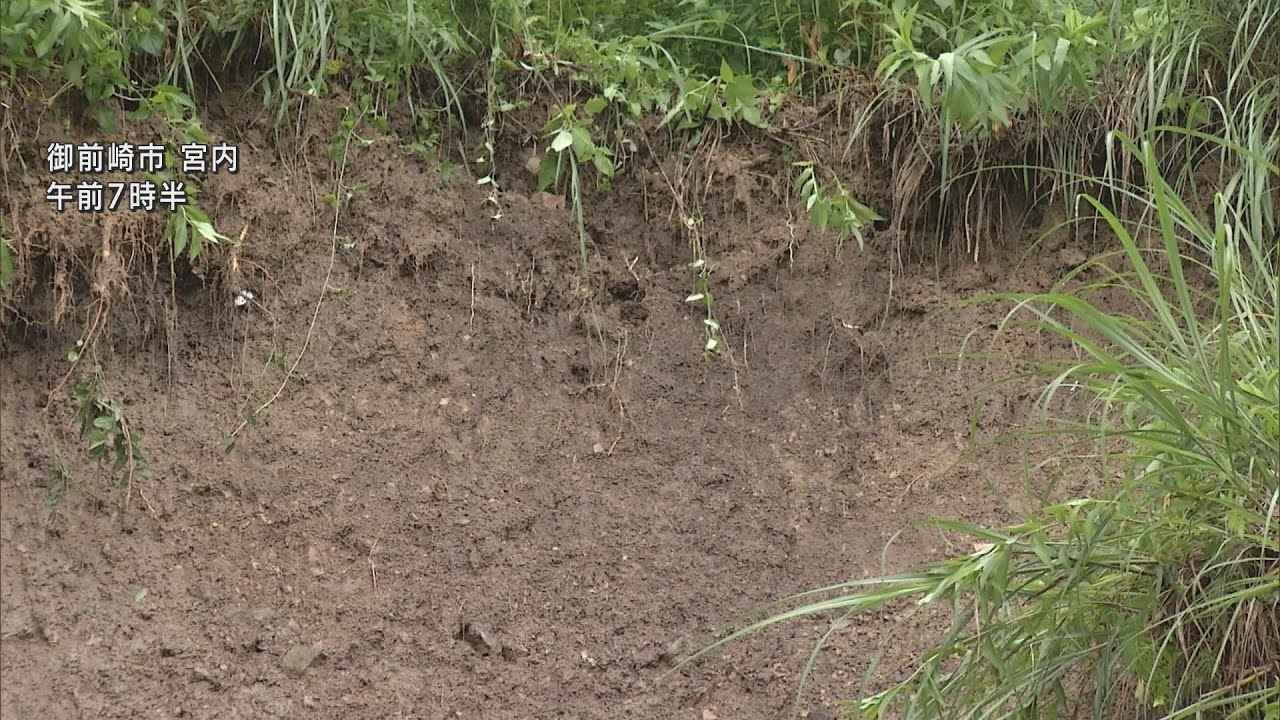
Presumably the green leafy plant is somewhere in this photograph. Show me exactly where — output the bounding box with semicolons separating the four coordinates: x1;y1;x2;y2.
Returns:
669;59;771;129
681;214;724;357
329;0;468;126
165;204;224;262
119;2;164;58
130;82;199;135
73;378;146;482
328;103;375;161
128;85;229;261
538;102;616;272
258;0;335;119
876;7;1024;187
0;226;14;292
2;0;128;128
539;101;617;186
795;162;881;252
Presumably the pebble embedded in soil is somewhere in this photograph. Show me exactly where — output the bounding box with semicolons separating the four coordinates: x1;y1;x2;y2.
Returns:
281;643;324;675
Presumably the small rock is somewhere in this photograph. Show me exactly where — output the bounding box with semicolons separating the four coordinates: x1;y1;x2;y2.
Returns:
456;622;502;657
282;642;323;675
499;644;526;662
702;709;718;720
191;666;221;688
636;647;671;669
2;608;34;640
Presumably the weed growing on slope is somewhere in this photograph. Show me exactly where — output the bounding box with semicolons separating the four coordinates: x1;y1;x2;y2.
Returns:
72;377;147;493
795;161;882;253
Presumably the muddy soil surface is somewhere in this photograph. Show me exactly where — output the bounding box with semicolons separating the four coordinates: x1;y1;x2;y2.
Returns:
1;99;1093;719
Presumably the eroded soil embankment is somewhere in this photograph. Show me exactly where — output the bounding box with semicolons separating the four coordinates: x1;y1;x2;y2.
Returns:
0;99;1093;719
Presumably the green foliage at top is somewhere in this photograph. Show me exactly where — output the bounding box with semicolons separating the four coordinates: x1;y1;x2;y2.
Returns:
4;0;1274;246
3;0;131;128
6;0;1263;133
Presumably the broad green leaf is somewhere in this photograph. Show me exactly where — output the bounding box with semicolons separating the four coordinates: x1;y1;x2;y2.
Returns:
34;11;72;57
189;217;225;243
171;214;188;258
1037;49;1053;71
570;126;593;159
1053;38;1071;70
584;96;608;116
740;105;766;128
189;223;204;260
63;57;82;83
537;152;560;192
726;75;755;108
591;153;613;178
0;238;13;290
812;200;830;229
137;31;163;56
185;205;210;224
549;129;573;153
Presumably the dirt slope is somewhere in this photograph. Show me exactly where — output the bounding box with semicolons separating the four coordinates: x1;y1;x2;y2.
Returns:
1;96;1090;719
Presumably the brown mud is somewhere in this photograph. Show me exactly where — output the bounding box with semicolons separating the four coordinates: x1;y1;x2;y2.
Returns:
1;92;1099;719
